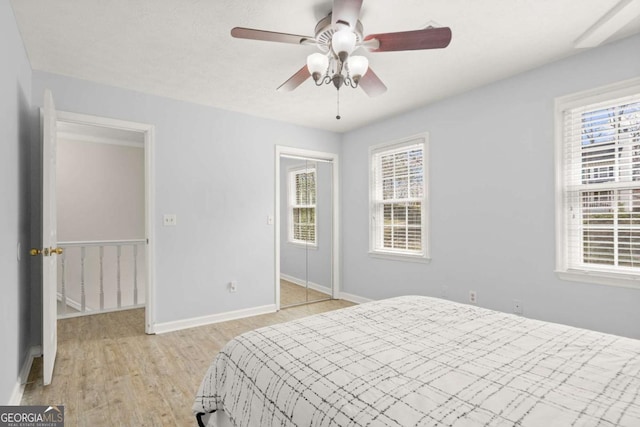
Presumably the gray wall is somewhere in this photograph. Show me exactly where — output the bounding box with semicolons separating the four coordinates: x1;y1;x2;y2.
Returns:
0;1;34;403
30;71;341;325
57;139;145;241
279;157;333;291
341;34;640;339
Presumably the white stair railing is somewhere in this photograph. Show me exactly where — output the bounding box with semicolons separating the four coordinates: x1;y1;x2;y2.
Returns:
57;239;146;318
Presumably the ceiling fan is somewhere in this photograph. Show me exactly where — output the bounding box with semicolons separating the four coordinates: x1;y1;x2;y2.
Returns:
231;0;452;115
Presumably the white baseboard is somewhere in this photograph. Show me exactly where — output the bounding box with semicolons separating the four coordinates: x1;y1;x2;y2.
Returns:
338;292;373;304
9;345;42;405
9;381;22;405
153;304;277;334
56;291;86;312
280;273;332;295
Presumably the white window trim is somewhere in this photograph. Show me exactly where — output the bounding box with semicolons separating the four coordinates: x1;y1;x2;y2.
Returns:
554;77;640;289
369;133;430;262
287;164;318;248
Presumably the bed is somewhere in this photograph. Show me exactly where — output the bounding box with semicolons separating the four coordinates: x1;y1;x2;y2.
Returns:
193;296;640;426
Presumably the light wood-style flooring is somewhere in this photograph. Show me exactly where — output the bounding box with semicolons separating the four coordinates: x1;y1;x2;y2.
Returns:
280;279;331;307
21;296;354;426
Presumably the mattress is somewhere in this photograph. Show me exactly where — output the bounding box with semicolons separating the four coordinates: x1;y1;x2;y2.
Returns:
193;296;640;426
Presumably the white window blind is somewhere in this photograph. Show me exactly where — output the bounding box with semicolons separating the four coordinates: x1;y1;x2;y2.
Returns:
563;92;640;275
370;137;428;259
288;166;316;245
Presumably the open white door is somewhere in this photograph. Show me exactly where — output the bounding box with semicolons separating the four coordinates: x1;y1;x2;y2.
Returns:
41;89;59;385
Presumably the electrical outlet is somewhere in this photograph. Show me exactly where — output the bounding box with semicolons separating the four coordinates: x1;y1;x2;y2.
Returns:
513;299;523;315
440;285;448;298
163;214;177;226
228;281;237;293
469;290;477;304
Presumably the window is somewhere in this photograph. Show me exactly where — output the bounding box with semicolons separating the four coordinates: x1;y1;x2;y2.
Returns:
370;134;429;261
555;78;640;287
288;165;316;245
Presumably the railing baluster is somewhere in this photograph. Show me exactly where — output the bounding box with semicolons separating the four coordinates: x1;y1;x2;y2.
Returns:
56;239;145;318
60;250;67;316
133;244;138;306
99;246;104;311
80;246;86;312
117;246;122;309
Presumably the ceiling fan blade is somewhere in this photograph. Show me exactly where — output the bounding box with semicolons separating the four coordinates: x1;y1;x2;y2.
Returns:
277;65;311;92
331;0;363;29
364;27;452;52
231;27;315;45
358;67;387;97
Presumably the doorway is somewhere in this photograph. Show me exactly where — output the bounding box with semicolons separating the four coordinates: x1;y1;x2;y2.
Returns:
55;121;146;319
55;111;156;333
275;146;339;309
38;91;156;386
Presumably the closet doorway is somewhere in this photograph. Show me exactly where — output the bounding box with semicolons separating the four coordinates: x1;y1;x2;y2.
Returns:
275;147;339;309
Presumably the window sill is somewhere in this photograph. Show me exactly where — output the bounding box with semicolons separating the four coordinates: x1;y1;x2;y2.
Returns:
369;251;431;264
556;269;640;290
287;241;318;250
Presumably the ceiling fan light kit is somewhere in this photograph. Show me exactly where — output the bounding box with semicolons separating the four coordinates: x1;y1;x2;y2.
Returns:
332;28;357;57
307;43;368;91
307;53;329;82
231;0;452;118
347;55;369;82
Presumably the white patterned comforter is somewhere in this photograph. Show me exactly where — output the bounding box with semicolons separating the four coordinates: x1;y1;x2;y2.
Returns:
193;296;640;426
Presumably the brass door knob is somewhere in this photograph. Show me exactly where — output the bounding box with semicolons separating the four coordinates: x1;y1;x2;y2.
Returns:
50;247;64;255
30;248;42;256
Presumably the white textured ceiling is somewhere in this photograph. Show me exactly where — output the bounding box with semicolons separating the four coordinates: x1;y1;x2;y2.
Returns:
10;0;640;133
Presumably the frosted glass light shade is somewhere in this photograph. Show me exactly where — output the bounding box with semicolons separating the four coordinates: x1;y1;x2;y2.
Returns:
307;53;329;78
347;55;369;78
331;29;357;56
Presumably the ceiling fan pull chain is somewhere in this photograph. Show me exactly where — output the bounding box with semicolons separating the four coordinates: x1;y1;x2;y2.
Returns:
336;90;341;120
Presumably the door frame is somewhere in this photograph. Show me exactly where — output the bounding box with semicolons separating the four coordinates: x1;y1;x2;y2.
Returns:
275;146;340;310
55;110;157;333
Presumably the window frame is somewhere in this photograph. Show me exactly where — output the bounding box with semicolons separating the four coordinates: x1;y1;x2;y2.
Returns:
369;133;430;262
287;164;318;247
554;77;640;289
